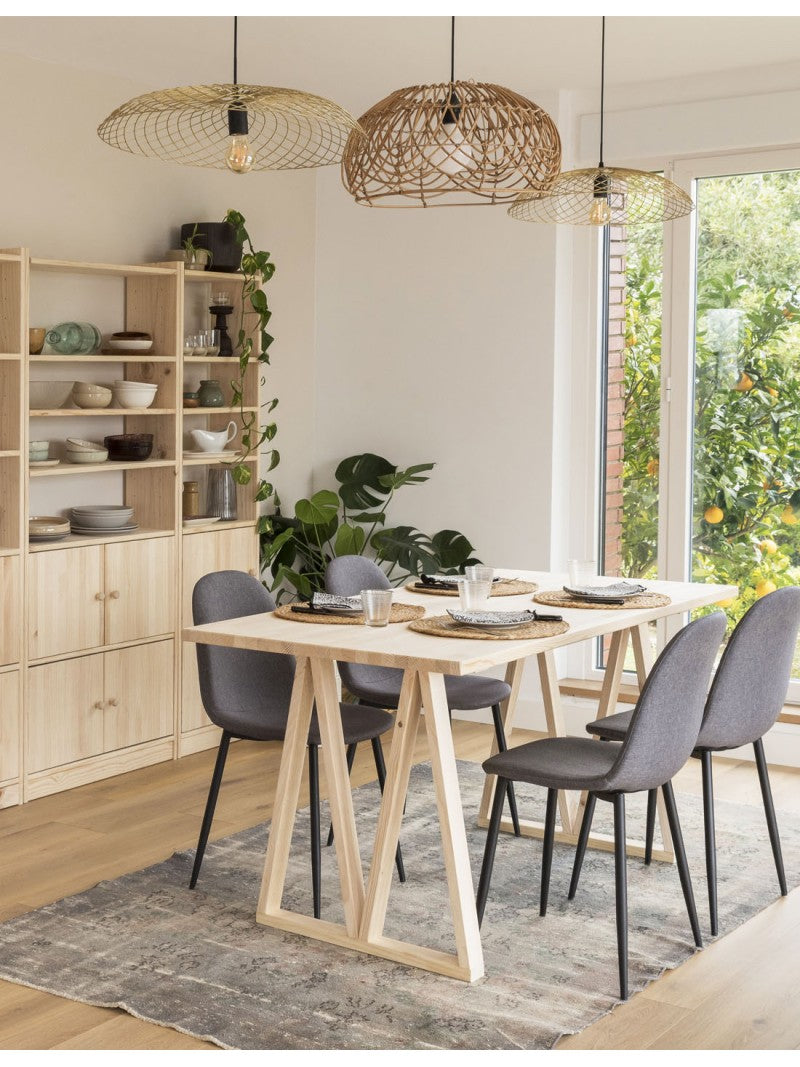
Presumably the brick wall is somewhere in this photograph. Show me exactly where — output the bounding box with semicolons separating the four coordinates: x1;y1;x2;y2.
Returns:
604;225;627;578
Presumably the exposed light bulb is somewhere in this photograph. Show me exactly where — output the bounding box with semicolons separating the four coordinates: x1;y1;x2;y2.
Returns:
589;197;611;225
423;123;474;176
225;134;254;173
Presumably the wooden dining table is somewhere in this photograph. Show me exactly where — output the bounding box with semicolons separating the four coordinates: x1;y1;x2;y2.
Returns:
182;570;735;984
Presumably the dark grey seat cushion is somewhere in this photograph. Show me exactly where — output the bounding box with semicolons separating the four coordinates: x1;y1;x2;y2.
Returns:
585;708;633;743
484;736;622;791
229;702;394;746
343;663;510;711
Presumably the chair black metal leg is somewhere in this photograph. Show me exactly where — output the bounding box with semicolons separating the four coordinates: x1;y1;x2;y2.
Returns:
540;787;558;917
326;742;358;847
490;703;521;837
476;776;507;926
753;737;787;897
613;793;629;1000
644;788;657;866
371;736;406;884
568;792;597;900
700;749;719;936
308;744;322;920
662;780;703;948
189;730;231;889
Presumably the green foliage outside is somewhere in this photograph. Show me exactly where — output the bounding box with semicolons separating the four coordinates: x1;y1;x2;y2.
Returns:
260;452;480;601
620;171;800;634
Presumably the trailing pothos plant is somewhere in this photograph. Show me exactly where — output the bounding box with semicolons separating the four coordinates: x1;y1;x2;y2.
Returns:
260;452;481;601
223;209;279;518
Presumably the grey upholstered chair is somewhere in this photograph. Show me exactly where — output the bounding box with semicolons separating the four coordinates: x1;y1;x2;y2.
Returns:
586;586;800;935
476;612;726;1000
325;555;522;836
190;570;403;916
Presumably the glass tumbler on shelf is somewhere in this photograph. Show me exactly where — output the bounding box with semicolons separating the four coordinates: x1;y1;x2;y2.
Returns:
206;467;238;521
205;329;221;357
183;334;196;358
193;333;208;357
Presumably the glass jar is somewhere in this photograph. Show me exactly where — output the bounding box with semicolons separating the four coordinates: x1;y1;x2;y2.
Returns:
206;468;238;520
182;480;200;519
198;379;224;407
45;322;102;355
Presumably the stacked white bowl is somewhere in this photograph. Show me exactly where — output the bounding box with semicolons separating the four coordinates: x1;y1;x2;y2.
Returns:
65;437;109;464
113;380;158;409
69;505;135;531
72;382;113;409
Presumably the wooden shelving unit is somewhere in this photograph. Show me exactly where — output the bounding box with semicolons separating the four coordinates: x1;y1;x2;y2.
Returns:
0;249;261;806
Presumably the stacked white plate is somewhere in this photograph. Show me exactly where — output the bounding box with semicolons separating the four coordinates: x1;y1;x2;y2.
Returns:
70;504;138;535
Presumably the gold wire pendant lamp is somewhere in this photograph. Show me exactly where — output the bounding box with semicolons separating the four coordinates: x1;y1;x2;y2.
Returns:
508;17;693;226
342;17;562;207
97;17;362;173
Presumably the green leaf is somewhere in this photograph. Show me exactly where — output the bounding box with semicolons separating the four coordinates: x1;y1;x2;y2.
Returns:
261;525;296;563
334;523;366;557
232;463;251;485
371;526;438;576
349;510;387;525
335;453;396;509
295;489;340;527
377;463;434;491
430;529;479;570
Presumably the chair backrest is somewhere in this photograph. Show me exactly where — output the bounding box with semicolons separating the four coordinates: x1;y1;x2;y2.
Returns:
325;556;391;695
698;586;800;750
605;612;727;793
192;570;295;733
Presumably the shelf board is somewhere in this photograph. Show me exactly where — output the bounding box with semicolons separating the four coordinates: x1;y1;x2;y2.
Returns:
29;459;176;477
182;519;256;535
0;450;20;458
28;528;174;552
182;406;258;415
29;354;176;364
183;356;257;366
0;353;21;361
182;454;257;466
185;269;244;283
29;408;175;417
30;258;177;278
0;546;20;557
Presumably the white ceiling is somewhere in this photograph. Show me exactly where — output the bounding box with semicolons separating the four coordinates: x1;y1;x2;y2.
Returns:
3;16;800;113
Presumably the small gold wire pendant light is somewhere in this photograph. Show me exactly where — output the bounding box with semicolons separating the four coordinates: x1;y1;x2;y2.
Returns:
97;17;363;173
508;17;693;226
342;17;562;207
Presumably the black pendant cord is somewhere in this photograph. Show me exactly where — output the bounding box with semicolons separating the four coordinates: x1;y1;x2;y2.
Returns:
598;15;605;168
450;15;455;83
233;15;239;86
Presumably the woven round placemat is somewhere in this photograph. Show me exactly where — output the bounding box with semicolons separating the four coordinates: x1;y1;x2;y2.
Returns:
533;590;671;610
404;579;537;597
274;603;425;626
408;615;569;641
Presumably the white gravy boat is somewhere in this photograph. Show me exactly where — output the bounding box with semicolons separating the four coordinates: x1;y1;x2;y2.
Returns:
190;422;238;452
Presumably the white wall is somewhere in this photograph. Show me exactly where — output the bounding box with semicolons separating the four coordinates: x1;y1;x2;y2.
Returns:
0;49;317;508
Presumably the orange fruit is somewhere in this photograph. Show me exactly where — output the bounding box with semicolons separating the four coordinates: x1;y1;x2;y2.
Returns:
759;539;778;555
756;579;777;598
782;507;798;525
704;506;724;524
768;387;778;398
734;373;754;391
646;458;659;477
716;597;736;609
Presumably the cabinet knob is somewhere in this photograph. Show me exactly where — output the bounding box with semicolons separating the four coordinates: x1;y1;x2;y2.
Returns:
109;590;121;599
93;701;104;711
107;698;119;708
95;592;106;601
248;569;256;577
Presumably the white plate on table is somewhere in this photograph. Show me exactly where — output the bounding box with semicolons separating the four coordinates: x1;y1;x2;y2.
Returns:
563;581;646;602
447;609;537;630
312;592;362;615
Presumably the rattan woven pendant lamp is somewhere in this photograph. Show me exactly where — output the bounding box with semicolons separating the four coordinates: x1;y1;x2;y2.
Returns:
97;17;362;172
342;17;562;207
508;16;693;225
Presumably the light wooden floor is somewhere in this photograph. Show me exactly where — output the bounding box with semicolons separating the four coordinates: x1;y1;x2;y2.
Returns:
0;720;798;1050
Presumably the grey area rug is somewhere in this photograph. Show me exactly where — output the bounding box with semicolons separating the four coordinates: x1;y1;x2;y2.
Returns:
0;760;795;1050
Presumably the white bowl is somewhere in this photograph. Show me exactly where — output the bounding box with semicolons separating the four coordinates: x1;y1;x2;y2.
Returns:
29;381;75;409
72;384;113;409
66;449;109;464
70;505;133;528
107;338;153;352
112;383;158;409
66;437;105;452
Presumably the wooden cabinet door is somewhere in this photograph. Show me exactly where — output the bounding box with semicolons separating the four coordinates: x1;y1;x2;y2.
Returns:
105;538;175;645
0;670;19;782
28;546;104;660
27;655;105;771
0;557;20;666
180;528;258;734
103;641;173;751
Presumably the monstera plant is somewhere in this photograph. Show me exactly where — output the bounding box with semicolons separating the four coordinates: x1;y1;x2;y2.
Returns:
261;452;480;600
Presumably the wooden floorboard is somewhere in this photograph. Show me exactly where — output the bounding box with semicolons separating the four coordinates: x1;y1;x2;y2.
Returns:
0;720;798;1050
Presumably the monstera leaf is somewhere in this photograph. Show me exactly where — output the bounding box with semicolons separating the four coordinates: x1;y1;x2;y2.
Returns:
334;522;366;557
371;526;439;575
295;490;340;527
335;453;396;510
378;463;434;492
430;529;480;572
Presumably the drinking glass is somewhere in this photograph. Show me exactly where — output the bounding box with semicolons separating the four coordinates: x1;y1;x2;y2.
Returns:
193;333;208;357
361;588;393;626
212;291;230;306
465;565;494;583
458;578;491;610
183;334;196;357
205;329;221;357
567;559;597;586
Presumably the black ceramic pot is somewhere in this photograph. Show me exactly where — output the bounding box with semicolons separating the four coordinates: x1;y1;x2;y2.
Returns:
180;222;243;273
